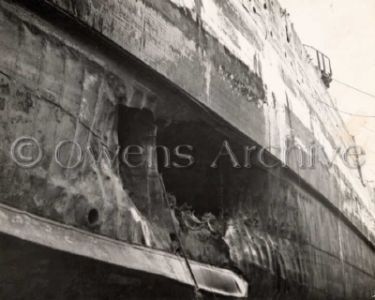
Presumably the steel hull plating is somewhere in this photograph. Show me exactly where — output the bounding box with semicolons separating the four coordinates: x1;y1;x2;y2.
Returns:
0;0;374;299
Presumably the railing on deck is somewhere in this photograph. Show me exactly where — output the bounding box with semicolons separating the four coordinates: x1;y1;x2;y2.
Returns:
304;44;333;88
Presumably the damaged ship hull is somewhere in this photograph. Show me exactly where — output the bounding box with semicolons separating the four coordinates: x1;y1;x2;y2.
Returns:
0;0;374;299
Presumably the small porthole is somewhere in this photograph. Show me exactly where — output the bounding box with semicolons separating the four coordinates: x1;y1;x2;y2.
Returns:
264;3;267;9
253;7;257;13
87;208;99;226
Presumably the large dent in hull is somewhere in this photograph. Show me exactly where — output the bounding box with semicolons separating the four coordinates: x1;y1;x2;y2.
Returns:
27;0;375;247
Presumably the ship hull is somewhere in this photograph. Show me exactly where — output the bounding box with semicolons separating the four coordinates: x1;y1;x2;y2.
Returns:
0;0;374;299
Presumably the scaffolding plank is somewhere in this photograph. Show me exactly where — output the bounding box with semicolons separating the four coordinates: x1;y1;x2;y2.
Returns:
0;203;248;298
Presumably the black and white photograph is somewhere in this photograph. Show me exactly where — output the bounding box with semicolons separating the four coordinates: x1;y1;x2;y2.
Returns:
0;0;374;299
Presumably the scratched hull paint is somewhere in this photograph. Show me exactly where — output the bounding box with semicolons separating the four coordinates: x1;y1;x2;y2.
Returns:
0;0;374;299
